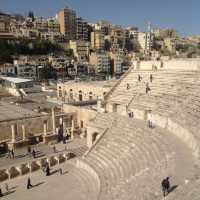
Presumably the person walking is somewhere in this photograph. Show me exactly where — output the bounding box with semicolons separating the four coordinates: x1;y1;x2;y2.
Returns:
0;187;3;197
59;168;62;175
161;177;170;197
32;149;36;159
138;74;142;82
11;149;15;159
150;74;153;82
6;149;11;159
46;165;50;176
53;145;56;153
27;146;31;156
27;177;33;189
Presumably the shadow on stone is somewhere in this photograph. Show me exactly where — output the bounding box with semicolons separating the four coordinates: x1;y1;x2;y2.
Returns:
62;171;68;175
169;185;178;193
3;190;16;196
50;169;59;176
32;181;45;188
9;186;18;190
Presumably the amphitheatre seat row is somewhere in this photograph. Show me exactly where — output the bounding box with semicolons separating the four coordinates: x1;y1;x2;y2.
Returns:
105;69;200;158
80;113;177;200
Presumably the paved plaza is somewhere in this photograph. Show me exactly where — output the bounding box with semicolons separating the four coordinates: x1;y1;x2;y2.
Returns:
0;138;87;169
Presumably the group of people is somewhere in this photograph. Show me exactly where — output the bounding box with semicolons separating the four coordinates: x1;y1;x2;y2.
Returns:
126;74;153;94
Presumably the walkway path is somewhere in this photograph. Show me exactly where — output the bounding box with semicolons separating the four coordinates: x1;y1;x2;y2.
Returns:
0;138;87;169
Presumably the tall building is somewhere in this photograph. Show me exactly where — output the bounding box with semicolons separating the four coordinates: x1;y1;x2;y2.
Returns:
76;17;89;41
138;32;154;53
0;12;11;33
57;7;76;40
91;31;105;50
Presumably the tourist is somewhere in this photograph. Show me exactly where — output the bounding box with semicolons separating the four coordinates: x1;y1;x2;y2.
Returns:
148;120;152;128
27;146;31;156
11;149;15;159
0;187;3;197
53;145;56;153
59;168;62;175
32;149;36;159
150;74;153;82
46;165;50;176
161;177;170;197
146;83;150;94
6;149;11;159
126;83;130;90
138;74;142;82
27;177;33;189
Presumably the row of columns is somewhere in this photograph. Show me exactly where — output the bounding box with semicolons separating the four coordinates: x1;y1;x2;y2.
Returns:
11;124;26;143
10;108;75;143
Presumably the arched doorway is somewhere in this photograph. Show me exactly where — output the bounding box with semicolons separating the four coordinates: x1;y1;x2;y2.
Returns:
79;90;83;101
69;89;73;100
89;92;93;100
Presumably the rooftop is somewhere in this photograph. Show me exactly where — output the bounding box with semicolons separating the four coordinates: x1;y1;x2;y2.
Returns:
0;76;33;84
0;101;39;122
60;79;117;89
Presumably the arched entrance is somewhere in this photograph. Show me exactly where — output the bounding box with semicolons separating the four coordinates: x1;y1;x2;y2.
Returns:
79;90;83;101
69;89;73;100
89;92;93;100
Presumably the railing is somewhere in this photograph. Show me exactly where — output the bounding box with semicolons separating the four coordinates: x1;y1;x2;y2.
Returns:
83;128;109;158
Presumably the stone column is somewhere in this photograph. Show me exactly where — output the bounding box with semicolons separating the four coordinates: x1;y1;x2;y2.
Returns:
71;119;74;139
11;124;16;143
52;108;56;134
43;121;47;136
22;124;26;140
63;121;66;136
59;117;63;126
97;99;102;112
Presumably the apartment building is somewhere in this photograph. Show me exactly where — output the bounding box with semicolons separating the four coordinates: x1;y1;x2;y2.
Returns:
69;40;90;61
91;31;105;50
110;51;124;75
57;7;76;40
138;31;154;52
0;12;11;33
76;17;89;41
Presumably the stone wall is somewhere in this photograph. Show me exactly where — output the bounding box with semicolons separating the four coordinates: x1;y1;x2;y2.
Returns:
63;104;97;129
132;59;200;71
0;113;73;142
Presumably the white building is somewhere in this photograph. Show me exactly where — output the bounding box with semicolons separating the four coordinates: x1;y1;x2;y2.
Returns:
138;32;154;53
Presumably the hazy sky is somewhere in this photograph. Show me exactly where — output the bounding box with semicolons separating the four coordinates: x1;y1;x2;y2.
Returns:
0;0;199;36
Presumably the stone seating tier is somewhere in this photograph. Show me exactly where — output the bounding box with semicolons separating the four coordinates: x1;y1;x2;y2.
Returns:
83;114;179;200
